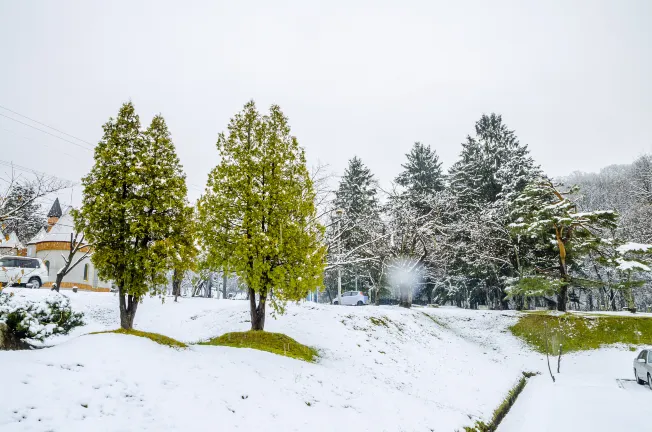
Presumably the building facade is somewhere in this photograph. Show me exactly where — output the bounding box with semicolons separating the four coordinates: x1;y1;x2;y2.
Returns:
26;198;112;292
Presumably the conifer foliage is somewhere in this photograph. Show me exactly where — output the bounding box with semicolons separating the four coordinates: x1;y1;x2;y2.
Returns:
198;101;326;331
75;102;191;329
509;180;618;311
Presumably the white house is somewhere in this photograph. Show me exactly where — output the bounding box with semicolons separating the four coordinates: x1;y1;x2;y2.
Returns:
26;198;112;292
0;231;24;256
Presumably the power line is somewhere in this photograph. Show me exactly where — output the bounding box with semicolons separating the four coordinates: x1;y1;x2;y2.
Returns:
0;159;74;185
0;126;77;159
0;113;93;152
0;105;95;148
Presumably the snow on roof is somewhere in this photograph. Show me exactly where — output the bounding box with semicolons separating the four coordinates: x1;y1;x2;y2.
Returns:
616;242;652;255
38;212;84;244
26;227;47;245
0;231;24;249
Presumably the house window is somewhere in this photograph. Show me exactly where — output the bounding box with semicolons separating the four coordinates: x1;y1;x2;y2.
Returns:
44;260;50;275
83;264;89;281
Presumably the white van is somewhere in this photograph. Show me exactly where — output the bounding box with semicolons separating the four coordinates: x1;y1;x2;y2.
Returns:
0;256;48;289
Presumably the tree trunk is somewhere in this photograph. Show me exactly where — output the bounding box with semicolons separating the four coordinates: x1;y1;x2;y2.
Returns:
557;257;569;312
222;272;227;300
399;283;411;308
0;323;30;350
249;287;266;330
52;272;65;292
557;285;568;312
172;269;181;302
119;287;139;330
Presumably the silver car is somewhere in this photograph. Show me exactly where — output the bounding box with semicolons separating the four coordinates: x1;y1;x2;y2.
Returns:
332;291;369;306
633;349;652;389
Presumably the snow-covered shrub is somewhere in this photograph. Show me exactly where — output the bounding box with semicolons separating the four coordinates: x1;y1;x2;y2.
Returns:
0;291;84;342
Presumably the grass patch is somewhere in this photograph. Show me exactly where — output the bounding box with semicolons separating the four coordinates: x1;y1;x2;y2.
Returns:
369;316;389;327
419;311;448;328
464;372;538;432
200;331;318;362
91;329;188;348
510;313;652;354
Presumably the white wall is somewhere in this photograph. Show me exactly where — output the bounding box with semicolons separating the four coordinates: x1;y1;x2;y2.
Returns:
35;249;111;290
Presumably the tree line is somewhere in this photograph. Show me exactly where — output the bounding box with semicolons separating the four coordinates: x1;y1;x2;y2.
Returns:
323;114;652;313
54;100;652;331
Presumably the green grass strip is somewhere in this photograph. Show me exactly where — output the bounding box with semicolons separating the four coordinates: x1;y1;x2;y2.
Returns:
91;329;188;348
511;313;652;354
464;372;538;432
199;330;318;362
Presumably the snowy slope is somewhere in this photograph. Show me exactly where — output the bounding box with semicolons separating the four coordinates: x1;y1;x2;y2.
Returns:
1;289;534;432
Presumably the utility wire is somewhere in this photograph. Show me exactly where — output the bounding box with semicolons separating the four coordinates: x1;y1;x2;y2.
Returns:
0;113;93;151
0;159;74;185
0;105;95;148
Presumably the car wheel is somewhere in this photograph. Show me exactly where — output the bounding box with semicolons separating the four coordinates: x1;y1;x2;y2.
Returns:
333;301;339;305
28;277;40;289
636;369;646;385
648;374;652;391
356;301;363;306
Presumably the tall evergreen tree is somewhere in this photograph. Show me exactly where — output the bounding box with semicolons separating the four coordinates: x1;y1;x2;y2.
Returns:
449;113;539;207
75;103;190;329
329;157;381;294
395;142;445;201
198;101;326;331
442;114;541;309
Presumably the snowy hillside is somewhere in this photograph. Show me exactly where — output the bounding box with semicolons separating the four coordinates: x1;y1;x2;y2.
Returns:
3;289;650;432
0;289;534;432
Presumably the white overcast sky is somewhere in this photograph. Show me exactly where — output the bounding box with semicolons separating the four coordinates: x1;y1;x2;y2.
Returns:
1;0;650;206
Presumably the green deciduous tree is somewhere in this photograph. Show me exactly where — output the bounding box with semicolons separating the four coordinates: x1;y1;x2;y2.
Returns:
75;103;191;329
198;101;326;331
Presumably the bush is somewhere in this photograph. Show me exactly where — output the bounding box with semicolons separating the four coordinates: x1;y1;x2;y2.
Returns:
0;291;84;343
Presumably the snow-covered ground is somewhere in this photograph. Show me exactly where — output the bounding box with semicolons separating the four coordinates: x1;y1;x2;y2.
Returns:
1;288;650;432
499;348;652;432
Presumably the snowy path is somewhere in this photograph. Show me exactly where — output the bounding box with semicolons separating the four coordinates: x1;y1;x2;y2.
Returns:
498;348;652;432
1;290;531;432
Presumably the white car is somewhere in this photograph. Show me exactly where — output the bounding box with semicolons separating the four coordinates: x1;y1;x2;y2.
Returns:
0;256;48;289
332;291;369;306
633;349;652;390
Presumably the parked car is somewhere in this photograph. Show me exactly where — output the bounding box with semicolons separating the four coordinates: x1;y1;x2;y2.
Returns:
0;256;48;289
332;291;368;306
633;349;652;389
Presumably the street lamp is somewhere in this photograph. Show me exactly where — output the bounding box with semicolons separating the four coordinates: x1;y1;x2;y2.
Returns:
334;208;345;306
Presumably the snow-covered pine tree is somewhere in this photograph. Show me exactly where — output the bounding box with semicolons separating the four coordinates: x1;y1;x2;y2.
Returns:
395;142;445;209
329;157;382;293
443;114;541;308
509;179;618;311
198;101;326;330
392;142;446;303
0;183;45;244
75;104;191;329
449;113;540;207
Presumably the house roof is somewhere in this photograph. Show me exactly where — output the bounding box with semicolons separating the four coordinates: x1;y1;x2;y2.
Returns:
47;198;62;218
0;231;24;249
26;227;47;245
39;212;85;244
